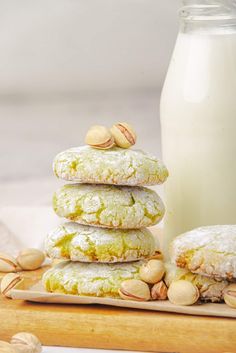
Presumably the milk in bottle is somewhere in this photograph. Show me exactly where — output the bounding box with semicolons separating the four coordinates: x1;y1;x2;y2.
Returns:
160;1;236;255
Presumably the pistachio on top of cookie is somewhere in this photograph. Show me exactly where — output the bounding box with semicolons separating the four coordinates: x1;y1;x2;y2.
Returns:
85;125;114;150
110;122;136;148
85;122;136;150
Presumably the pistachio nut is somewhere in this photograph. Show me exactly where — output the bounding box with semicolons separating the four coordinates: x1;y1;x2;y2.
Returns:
139;259;165;284
167;280;199;306
0;341;17;353
118;279;150;301
110;122;136;148
151;281;168;300
224;283;236;309
85;125;114;149
17;249;45;271
0;252;18;273
11;332;42;353
1;273;22;298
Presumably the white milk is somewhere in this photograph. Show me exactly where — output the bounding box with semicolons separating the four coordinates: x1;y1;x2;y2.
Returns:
160;29;236;255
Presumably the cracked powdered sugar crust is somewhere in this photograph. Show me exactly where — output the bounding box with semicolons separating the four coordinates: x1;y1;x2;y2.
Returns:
170;225;236;280
43;260;144;297
45;222;157;263
164;263;228;302
53;146;168;186
53;184;165;229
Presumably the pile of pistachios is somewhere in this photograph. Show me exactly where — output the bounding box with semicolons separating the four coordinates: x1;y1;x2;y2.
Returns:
119;259;167;302
118;259;200;306
0;249;45;298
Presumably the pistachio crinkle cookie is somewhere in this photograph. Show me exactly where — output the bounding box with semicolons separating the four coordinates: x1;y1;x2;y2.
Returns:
43;260;143;297
45;222;156;263
53;184;165;229
53;146;168;186
170;225;236;281
164;263;228;303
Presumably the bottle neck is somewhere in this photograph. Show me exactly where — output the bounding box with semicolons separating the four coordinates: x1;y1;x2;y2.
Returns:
179;1;236;34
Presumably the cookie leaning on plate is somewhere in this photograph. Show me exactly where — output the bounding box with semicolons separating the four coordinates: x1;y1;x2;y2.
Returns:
53;146;168;186
53;184;165;229
170;225;236;281
43;260;144;297
45;222;156;263
164;263;228;303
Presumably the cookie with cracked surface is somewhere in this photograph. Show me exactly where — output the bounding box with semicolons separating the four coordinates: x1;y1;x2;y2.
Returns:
170;225;236;281
53;146;168;186
43;260;143;297
53;184;165;229
45;222;156;263
164;263;229;303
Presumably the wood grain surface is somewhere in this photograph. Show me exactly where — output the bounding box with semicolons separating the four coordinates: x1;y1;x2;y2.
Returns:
0;267;235;353
0;293;236;353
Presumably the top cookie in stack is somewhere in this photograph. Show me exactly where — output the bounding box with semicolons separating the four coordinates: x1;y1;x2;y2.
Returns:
53;145;168;186
44;123;168;298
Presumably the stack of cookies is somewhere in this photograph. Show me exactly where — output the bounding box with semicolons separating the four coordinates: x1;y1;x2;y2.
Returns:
43;123;169;298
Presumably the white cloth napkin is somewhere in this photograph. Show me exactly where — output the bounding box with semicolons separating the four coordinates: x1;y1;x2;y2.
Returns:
0;206;60;253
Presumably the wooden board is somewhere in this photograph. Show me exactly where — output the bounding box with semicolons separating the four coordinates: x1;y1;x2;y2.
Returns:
0;269;236;353
0;293;236;353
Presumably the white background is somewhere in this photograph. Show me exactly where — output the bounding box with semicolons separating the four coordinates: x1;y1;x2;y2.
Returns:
0;0;179;185
0;0;178;95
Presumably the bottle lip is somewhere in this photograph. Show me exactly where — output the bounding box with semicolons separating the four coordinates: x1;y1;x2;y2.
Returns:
180;4;236;21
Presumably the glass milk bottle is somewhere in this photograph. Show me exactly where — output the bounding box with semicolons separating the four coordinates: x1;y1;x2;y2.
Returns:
160;1;236;254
